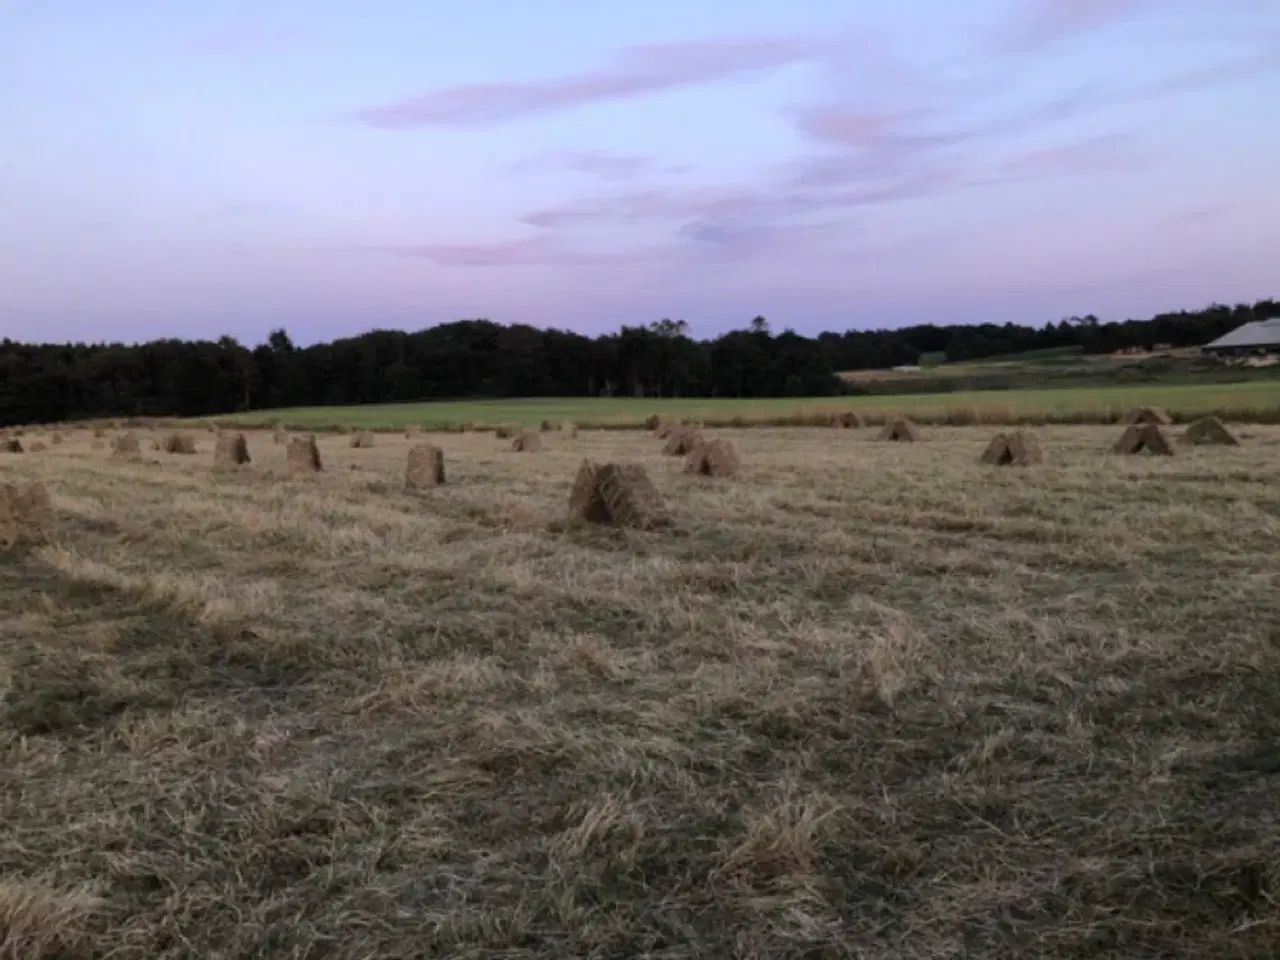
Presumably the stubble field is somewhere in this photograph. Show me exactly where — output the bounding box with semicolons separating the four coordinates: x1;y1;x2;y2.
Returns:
2;424;1279;958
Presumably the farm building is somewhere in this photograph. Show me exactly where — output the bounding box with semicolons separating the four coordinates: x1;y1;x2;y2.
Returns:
1201;318;1280;357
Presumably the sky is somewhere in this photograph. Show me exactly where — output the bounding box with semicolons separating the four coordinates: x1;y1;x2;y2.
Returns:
2;0;1278;345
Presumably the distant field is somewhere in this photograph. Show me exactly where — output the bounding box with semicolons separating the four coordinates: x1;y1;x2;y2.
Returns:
213;380;1280;430
840;345;1205;384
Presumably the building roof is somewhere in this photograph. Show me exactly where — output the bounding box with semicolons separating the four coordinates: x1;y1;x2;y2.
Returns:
1203;319;1280;350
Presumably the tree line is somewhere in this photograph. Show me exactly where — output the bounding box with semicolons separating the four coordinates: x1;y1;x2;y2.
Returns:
1;299;1275;426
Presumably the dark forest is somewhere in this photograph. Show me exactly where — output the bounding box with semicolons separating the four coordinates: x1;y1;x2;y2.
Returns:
1;299;1275;425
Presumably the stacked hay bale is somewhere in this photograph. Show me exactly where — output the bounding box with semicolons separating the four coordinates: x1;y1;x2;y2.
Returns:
0;481;55;548
3;439;23;454
540;419;556;432
878;418;922;442
112;432;142;459
1180;416;1239;446
405;444;445;490
213;432;251;469
569;460;671;529
161;433;196;454
512;431;542;452
662;426;701;456
1113;423;1175;456
979;431;1043;466
287;435;322;474
684;438;741;477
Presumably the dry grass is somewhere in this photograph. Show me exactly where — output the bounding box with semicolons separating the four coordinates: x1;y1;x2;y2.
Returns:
2;425;1279;958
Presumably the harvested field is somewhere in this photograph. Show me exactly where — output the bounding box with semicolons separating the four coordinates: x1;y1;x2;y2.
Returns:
1;425;1280;958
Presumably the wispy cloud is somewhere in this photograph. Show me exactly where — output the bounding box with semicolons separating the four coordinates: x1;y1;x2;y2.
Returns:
508;150;691;182
354;36;831;128
987;133;1147;182
358;237;663;268
998;0;1278;51
1000;0;1163;50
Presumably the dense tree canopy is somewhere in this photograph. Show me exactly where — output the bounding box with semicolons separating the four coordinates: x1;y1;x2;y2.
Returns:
1;299;1274;425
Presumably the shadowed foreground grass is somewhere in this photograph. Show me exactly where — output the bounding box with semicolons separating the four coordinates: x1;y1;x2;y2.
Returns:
2;425;1280;958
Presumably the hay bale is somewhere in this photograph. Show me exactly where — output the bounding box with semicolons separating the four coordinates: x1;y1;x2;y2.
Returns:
161;433;196;454
1181;416;1238;446
979;430;1043;466
1113;423;1175;456
644;414;662;431
111;432;141;459
3;439;22;453
512;431;542;452
838;411;865;428
568;460;611;524
287;435;322;474
0;481;55;548
404;444;445;489
28;440;48;453
685;437;740;477
1120;406;1172;426
458;421;475;432
662;428;701;456
569;460;671;529
562;421;578;438
405;425;423;439
878;418;921;442
596;463;672;529
92;426;106;439
540;419;555;432
350;431;374;448
213;432;251;469
494;424;517;439
273;427;288;445
51;431;64;444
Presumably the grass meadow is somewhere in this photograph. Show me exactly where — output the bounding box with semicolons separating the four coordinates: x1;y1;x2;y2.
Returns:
215;378;1280;432
2;423;1280;957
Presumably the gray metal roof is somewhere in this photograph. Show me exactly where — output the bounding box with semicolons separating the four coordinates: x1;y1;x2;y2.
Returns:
1203;319;1280;349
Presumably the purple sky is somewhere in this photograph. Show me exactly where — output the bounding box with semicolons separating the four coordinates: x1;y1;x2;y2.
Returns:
2;0;1278;345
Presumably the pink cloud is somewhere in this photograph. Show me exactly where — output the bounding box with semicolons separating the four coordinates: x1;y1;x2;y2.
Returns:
990;133;1146;180
362;237;663;268
1002;0;1163;48
354;37;830;127
519;187;760;229
508;150;691;182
